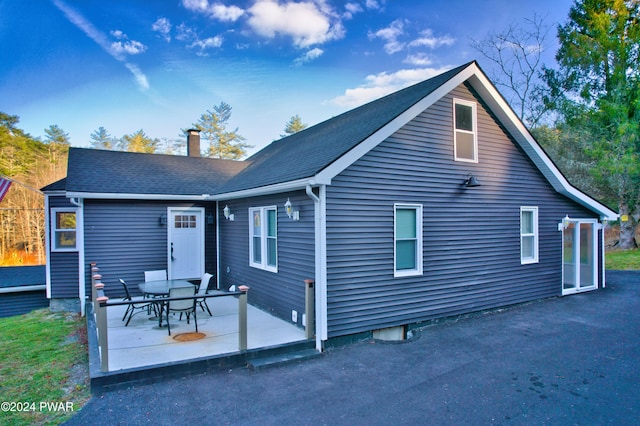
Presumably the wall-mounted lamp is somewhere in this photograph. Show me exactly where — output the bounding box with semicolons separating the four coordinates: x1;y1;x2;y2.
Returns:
206;213;214;225
223;205;234;221
284;198;300;221
159;214;167;225
463;173;481;188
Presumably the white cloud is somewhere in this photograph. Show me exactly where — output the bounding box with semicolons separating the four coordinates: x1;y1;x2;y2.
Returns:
247;0;343;48
343;2;362;19
365;0;383;10
174;23;224;55
111;39;147;55
408;29;455;49
211;3;245;21
369;19;406;54
52;0;150;91
176;23;198;42
294;47;324;65
110;29;126;39
124;63;150;90
182;0;244;22
403;52;433;66
329;66;453;108
189;36;224;56
152;18;172;42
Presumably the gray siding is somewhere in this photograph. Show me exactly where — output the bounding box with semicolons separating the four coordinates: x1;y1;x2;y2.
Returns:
219;191;315;326
0;266;48;317
48;195;80;298
0;291;49;318
83;200;216;298
325;83;600;337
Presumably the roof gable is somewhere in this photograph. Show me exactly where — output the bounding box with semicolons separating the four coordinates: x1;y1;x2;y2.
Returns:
217;61;616;220
218;62;473;194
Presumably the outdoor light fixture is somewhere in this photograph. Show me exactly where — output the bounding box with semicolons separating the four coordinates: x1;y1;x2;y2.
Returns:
206;213;214;225
284;198;300;221
463;173;481;188
159;214;167;225
223;205;234;221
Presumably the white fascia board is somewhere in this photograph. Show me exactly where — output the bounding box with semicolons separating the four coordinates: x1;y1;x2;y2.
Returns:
66;192;213;201
466;70;618;221
212;177;327;201
315;65;477;184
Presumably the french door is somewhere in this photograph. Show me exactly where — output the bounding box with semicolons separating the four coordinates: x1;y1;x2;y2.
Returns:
562;219;598;295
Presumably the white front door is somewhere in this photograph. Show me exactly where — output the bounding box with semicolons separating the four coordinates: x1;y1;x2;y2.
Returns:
168;207;204;280
562;219;598;295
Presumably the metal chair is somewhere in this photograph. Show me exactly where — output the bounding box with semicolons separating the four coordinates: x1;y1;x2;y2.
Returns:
119;279;155;326
195;273;213;316
144;270;167;281
165;286;198;336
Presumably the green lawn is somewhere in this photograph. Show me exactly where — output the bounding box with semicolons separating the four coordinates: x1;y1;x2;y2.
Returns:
0;309;90;425
606;248;640;271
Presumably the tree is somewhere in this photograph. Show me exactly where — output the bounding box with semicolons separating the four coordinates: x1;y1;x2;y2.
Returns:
546;0;640;248
281;114;308;137
90;127;116;150
0;113;63;265
120;129;158;153
44;124;70;145
42;124;70;182
191;102;253;159
470;13;552;127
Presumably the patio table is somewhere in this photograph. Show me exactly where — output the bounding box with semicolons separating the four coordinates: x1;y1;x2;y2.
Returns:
138;279;196;327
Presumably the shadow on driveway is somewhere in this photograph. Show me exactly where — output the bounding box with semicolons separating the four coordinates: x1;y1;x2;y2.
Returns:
66;271;639;425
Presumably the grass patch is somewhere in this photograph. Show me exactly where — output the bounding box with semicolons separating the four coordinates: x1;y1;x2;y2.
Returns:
0;309;90;425
606;248;640;271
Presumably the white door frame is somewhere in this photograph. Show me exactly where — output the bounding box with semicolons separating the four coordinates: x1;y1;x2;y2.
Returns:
562;217;599;295
167;207;205;280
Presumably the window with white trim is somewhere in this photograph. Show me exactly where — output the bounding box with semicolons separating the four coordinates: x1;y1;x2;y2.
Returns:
453;99;478;162
51;208;78;252
394;204;423;277
249;206;278;272
520;206;539;264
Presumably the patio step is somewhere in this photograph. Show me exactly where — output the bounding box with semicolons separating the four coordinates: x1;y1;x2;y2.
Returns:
248;349;321;370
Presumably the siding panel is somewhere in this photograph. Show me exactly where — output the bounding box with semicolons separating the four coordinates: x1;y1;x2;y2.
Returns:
83;200;216;298
325;84;599;337
48;196;80;298
219;191;315;327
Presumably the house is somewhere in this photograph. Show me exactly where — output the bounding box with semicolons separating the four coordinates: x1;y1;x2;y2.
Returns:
43;61;617;351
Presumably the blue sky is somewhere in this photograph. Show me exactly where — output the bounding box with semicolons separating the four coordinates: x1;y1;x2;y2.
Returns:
0;0;574;156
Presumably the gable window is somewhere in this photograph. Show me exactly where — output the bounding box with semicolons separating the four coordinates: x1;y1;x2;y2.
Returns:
520;206;539;264
51;208;78;252
394;204;423;277
249;206;277;272
453;99;478;162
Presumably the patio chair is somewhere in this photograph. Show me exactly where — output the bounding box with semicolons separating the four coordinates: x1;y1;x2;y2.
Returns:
119;279;155;326
165;286;198;336
195;273;213;316
144;269;167;281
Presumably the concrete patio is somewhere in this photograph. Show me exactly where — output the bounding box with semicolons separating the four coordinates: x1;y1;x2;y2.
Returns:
103;294;307;371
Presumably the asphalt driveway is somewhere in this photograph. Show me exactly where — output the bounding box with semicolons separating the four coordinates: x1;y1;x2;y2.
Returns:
66;271;639;425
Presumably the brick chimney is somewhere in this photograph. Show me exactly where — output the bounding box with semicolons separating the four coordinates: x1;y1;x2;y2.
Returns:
186;129;201;157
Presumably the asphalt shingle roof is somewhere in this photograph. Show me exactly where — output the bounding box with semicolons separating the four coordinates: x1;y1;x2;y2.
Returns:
65;148;249;196
217;62;472;193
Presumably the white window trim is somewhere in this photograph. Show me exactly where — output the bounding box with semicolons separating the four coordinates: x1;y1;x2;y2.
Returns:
453;98;478;163
249;206;278;273
51;207;78;252
520;206;539;264
394;203;423;277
